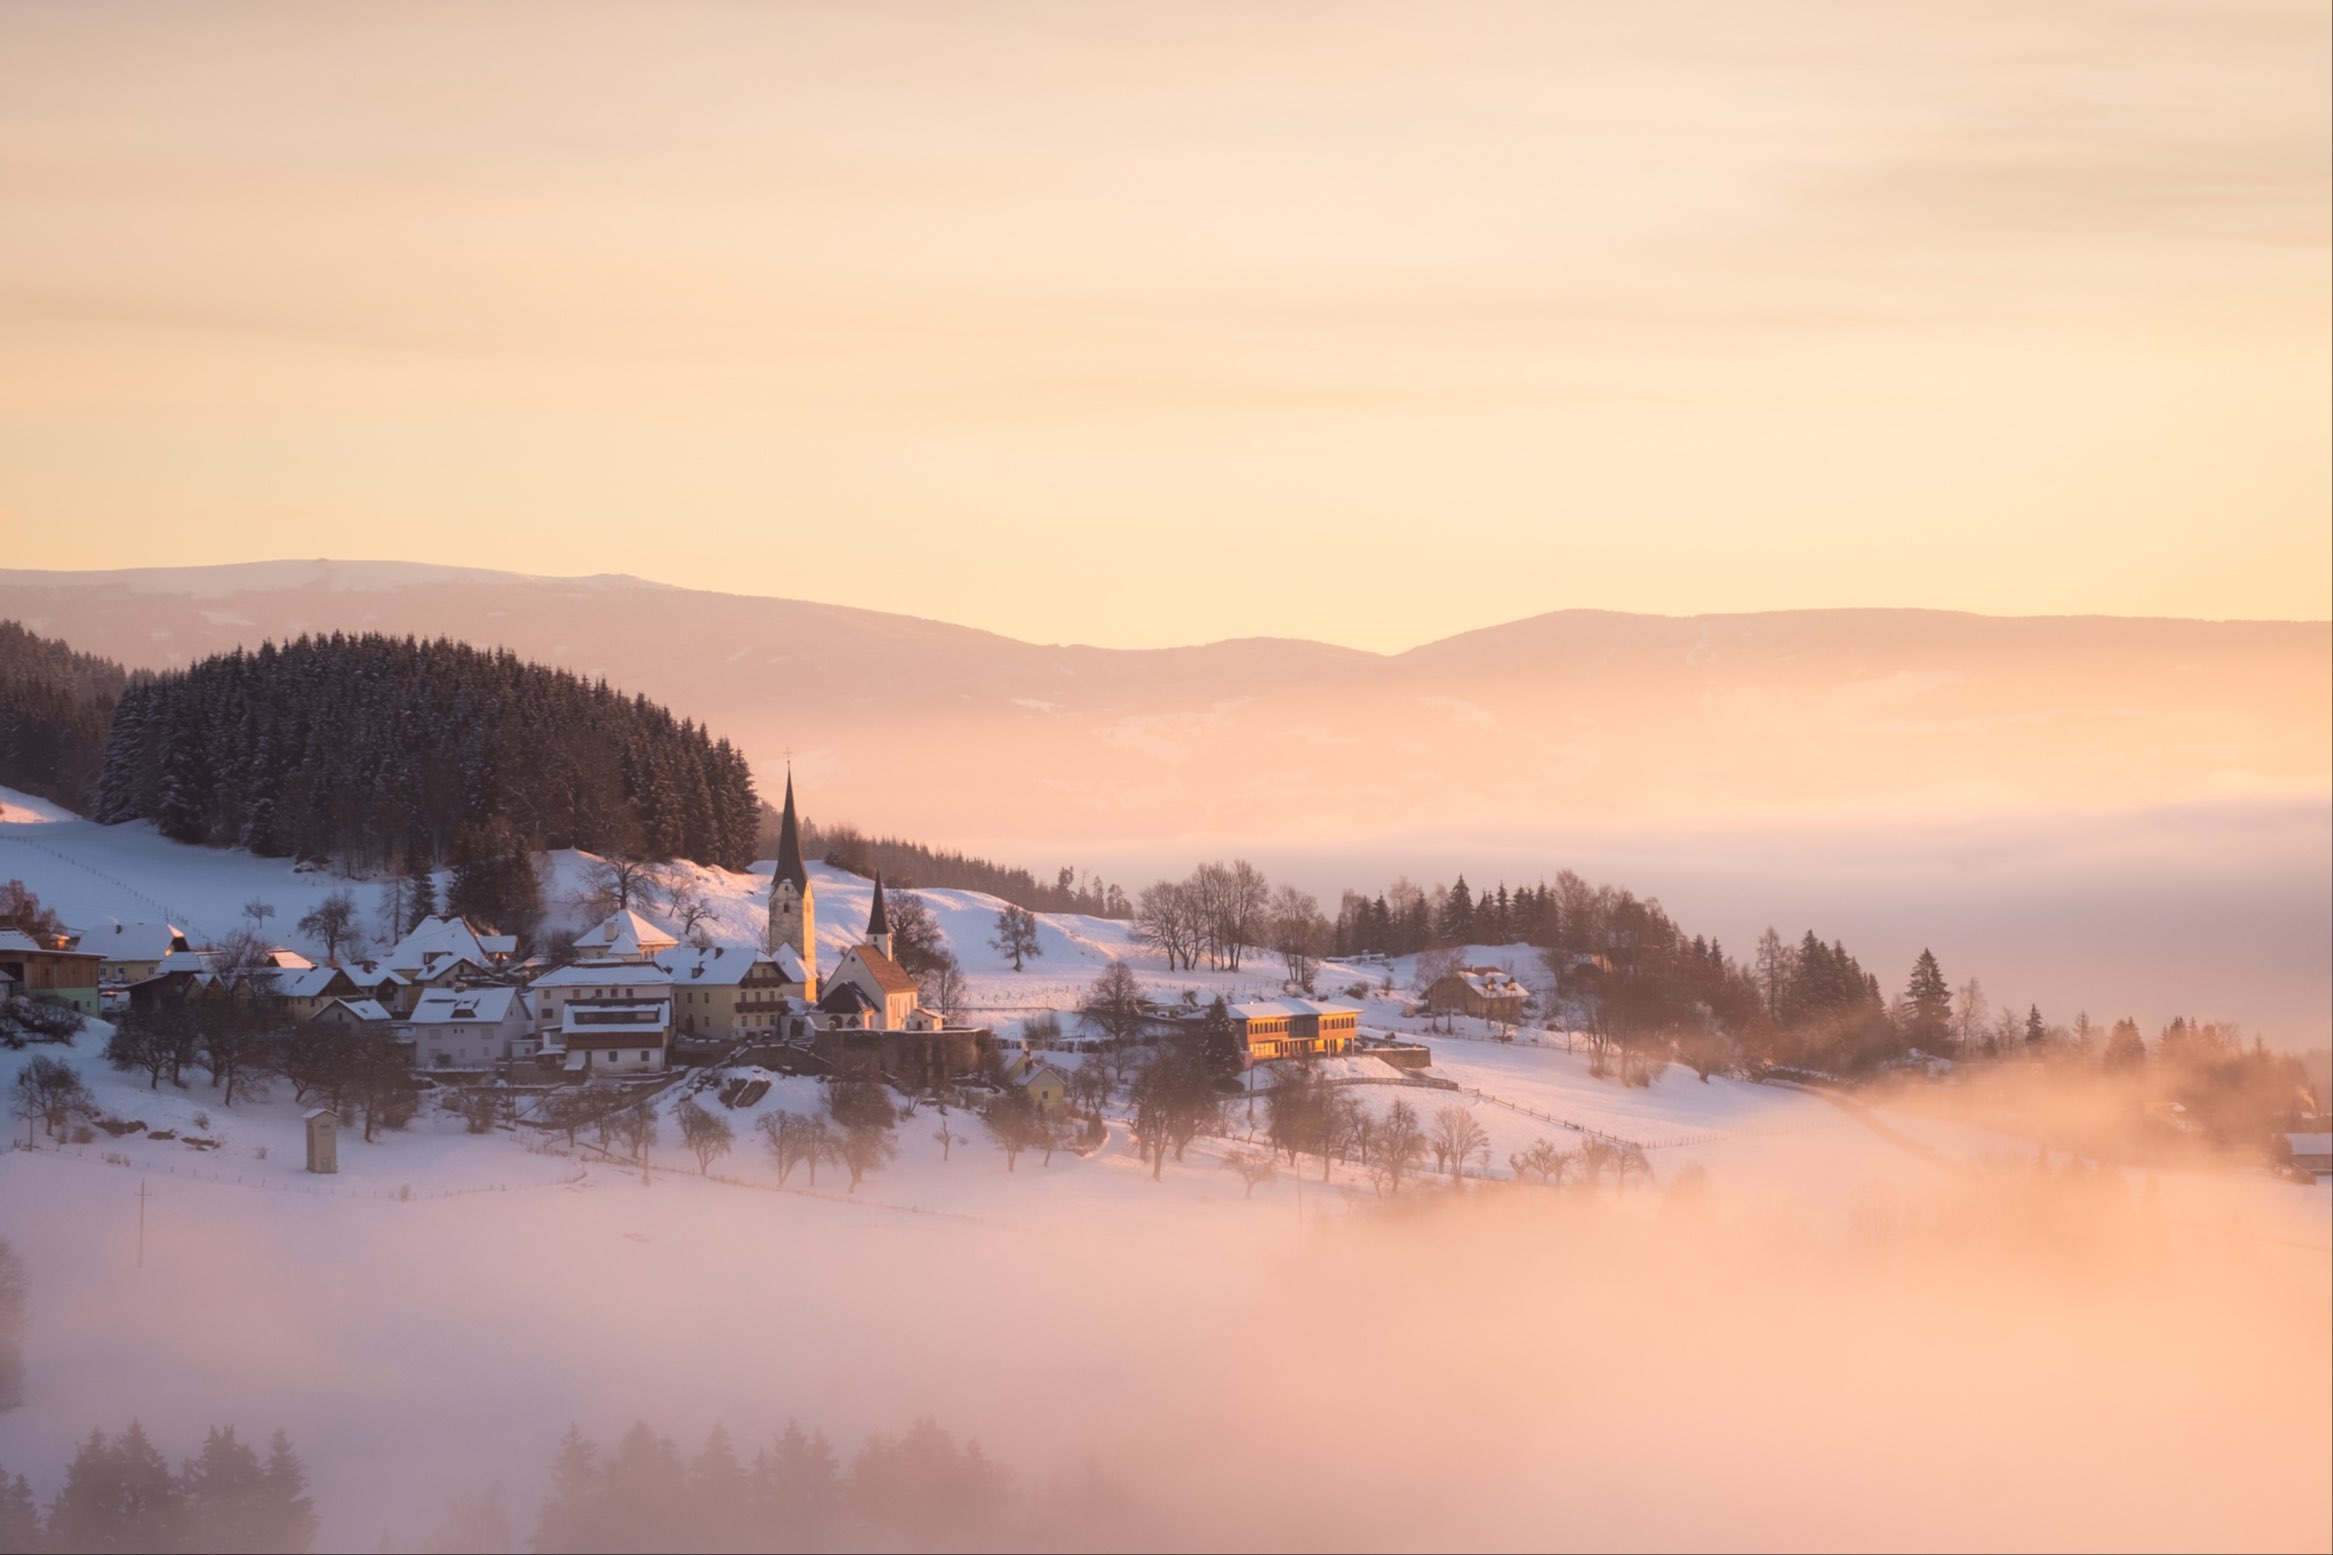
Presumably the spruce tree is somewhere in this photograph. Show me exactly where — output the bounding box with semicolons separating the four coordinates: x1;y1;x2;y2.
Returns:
257;1428;318;1555
1902;949;1953;1052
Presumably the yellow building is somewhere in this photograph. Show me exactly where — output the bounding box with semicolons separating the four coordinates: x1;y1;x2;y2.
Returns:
1227;999;1363;1064
655;943;809;1040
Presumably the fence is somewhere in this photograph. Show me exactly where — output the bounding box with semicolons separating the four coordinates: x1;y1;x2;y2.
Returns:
0;830;217;944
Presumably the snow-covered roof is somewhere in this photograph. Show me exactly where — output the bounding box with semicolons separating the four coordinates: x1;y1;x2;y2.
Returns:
574;908;678;961
261;947;315;970
1230;999;1364;1022
340;961;410;990
385;915;499;975
410;987;525;1025
0;928;99;958
153;948;214;975
263;966;349;1000
2286;1132;2332;1155
75;920;189;962
653;943;806;987
315;997;393;1024
529;960;674;990
560;1000;669;1035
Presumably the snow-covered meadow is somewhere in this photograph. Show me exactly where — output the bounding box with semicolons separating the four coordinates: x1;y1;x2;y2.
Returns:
3;789;2329;1549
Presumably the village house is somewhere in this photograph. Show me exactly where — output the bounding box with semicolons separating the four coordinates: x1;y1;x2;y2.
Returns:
1002;1051;1071;1117
339;960;416;1016
655;942;807;1041
528;959;671;1077
408;986;536;1071
1423;965;1530;1023
384;915;514;980
307;996;396;1033
571;907;678;963
0;928;103;1017
1227;999;1363;1064
258;964;363;1024
75;919;191;986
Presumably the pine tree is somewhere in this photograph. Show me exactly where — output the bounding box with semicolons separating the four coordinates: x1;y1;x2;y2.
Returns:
257;1428;318;1555
1901;949;1952;1052
1442;875;1475;944
533;1426;601;1555
0;1467;39;1555
184;1425;266;1552
408;851;439;926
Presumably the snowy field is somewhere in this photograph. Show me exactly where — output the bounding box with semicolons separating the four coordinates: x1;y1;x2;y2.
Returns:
4;787;2329;1548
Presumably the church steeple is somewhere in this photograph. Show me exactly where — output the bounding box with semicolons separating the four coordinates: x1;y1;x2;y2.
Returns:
866;870;894;961
773;768;808;892
766;765;816;996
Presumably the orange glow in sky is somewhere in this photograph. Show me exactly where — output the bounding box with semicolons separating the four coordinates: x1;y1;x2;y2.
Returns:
0;1;2325;649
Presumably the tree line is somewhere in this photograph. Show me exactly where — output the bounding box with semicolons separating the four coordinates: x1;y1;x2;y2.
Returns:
93;633;760;874
0;620;137;817
787;816;1130;919
0;1421;316;1554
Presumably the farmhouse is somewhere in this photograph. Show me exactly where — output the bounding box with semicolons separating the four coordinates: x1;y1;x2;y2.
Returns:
75;919;191;986
0;928;102;1017
1227;999;1363;1064
1424;965;1530;1022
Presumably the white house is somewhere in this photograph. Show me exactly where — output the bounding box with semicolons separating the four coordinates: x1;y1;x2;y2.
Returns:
407;986;535;1071
571;908;678;964
385;915;514;979
528;960;672;1075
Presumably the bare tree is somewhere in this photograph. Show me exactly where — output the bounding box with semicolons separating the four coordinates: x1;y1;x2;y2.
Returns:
295;890;363;966
1612;1142;1655;1196
1129;1050;1219;1181
10;1056;88;1144
833;1122;897;1192
1223;1148;1278;1198
1372;1099;1426;1196
918;954;969;1024
663;883;718;947
1269;884;1329;994
758;1110;820;1187
451;1088;499;1135
586;856;663;914
1079;960;1147;1051
677;1097;735;1173
931;1118;961;1162
1430;1105;1490;1180
241;897;276;934
1132;880;1203;972
990;905;1043;973
1510;1137;1574;1186
611;1104;659;1183
984;1089;1043;1172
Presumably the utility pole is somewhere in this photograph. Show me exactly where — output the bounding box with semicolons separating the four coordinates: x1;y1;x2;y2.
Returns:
136;1180;148;1269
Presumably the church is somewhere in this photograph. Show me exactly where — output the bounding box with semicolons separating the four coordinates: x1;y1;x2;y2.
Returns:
764;772;992;1086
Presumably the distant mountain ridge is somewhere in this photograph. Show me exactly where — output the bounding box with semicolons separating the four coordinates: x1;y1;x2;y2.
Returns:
5;560;2325;852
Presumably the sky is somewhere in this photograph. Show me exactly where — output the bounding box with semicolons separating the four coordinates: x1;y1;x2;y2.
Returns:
0;1;2326;652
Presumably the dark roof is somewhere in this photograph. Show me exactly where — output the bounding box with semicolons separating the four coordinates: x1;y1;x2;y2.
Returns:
818;980;878;1015
866;870;890;938
772;769;809;891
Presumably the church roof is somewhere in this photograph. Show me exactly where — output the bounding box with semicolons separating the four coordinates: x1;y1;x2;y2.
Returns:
866;871;890;938
845;943;918;998
772;770;809;891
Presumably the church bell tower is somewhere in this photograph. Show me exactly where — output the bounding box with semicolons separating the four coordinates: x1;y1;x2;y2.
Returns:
767;769;816;996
